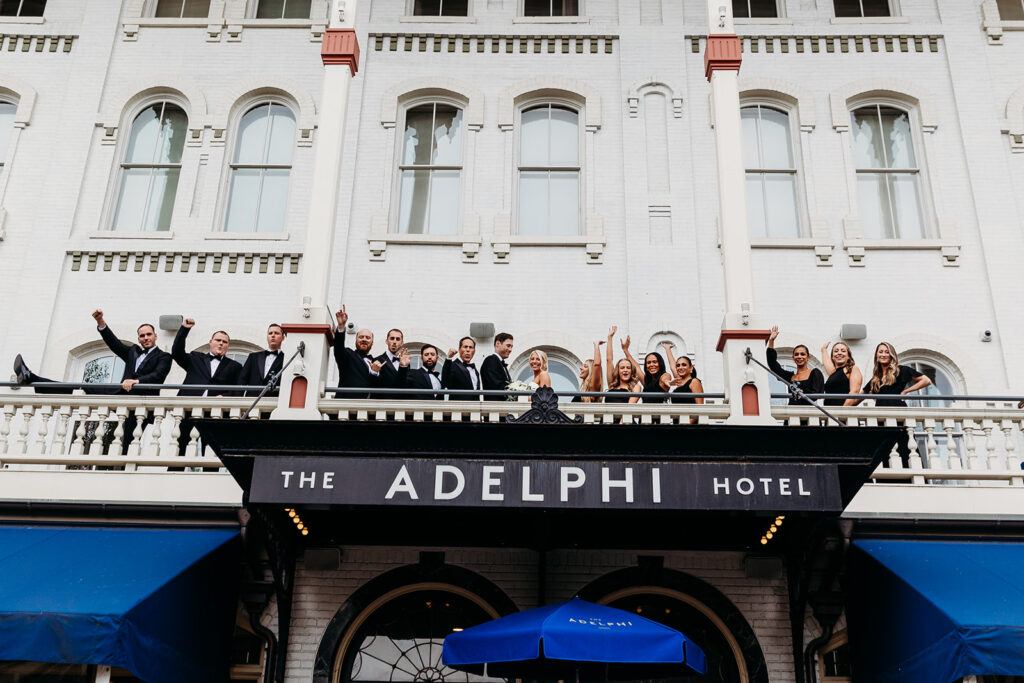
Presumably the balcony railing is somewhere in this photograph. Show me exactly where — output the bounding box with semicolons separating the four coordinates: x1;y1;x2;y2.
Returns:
1;387;1021;492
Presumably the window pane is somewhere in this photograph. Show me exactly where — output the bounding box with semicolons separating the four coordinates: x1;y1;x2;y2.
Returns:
181;0;209;17
746;173;768;238
225;168;261;232
548;171;579;235
155;104;187;164
154;0;182;17
732;0;751;18
759;107;793;168
255;168;289;232
889;173;923;238
0;102;16;161
861;0;890;15
740;107;761;168
764;173;799;237
750;0;777;17
281;0;311;18
549;360;579;395
520;107;549;166
998;0;1024;20
833;0;862;16
857;172;893;238
555;0;578;16
879;107;916;168
112;168;152;231
851;107;886;169
144;167;180;231
413;0;442;14
518;171;548;235
265;104;296;165
427;169;460;234
402;106;434;166
397;169;430;234
431;105;462;166
549;106;579;166
256;0;285;17
523;0;550;15
124;105;163;164
441;0;468;15
235;105;270;164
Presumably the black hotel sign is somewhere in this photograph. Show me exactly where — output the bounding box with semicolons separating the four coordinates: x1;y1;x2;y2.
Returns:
249;457;842;511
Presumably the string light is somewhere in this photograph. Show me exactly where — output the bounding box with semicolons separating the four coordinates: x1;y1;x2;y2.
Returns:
759;515;785;546
287;508;311;537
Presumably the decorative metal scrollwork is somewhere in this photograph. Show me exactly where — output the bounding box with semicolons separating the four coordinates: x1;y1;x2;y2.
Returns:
505;386;583;424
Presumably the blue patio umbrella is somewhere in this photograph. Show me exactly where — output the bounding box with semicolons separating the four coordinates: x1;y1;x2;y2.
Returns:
442;597;707;679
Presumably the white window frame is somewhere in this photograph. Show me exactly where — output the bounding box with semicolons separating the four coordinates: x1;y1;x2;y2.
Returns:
0;0;46;18
247;0;313;19
404;0;472;19
0;98;18;180
520;0;580;17
731;0;782;20
513;97;584;238
984;0;1024;44
147;0;212;18
390;97;467;237
511;346;582;398
847;99;933;240
513;0;587;23
105;96;190;234
218;97;298;234
740;101;808;239
831;0;897;18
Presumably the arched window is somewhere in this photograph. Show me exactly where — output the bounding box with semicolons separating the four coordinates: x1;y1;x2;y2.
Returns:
111;101;188;232
225;101;296;233
514;348;581;399
741;104;800;238
153;0;210;17
850;104;924;238
522;0;578;16
396;101;464;235
518;103;580;235
0;101;16;177
732;0;778;18
834;0;891;17
0;0;46;17
254;0;311;18
998;0;1024;20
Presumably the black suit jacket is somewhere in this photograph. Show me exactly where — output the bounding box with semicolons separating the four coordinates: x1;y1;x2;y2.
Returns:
373;352;408;399
333;329;377;398
404;367;443;401
442;358;480;400
172;326;243;397
239;349;284;397
480;354;511;401
98;325;172;396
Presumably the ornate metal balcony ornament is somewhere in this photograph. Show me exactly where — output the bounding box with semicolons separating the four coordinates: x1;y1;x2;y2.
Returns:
505;386;583;424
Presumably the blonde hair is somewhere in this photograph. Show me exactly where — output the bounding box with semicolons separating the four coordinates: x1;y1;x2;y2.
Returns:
580;359;603;403
609;358;639;391
831;342;856;375
530;349;548;372
868;342;899;393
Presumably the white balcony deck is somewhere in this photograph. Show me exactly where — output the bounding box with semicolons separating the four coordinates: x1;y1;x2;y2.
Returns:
0;392;1021;519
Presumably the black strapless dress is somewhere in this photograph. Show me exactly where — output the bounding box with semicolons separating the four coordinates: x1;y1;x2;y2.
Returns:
669;378;697;404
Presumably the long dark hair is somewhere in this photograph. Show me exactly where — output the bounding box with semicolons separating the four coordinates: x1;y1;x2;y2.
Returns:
643;352;667;391
675;355;699;380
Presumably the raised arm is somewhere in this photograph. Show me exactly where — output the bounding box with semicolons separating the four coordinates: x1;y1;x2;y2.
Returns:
621;335;640;379
172;320;194;371
821;343;836;376
901;371;933;396
660;341;677;377
94;310;132;363
591;341;604;393
605;326;616;386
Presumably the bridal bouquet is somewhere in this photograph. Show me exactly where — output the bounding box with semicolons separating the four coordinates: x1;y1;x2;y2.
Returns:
506;380;536;401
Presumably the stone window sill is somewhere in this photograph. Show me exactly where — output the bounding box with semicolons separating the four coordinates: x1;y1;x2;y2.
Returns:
750;237;836;266
502;234;601;246
843;238;960;266
368;234;483;263
512;15;590;24
205;232;291;241
830;16;909;24
130;18;210;27
734;17;794;25
0;16;44;24
239;19;314;28
399;15;477;23
89;231;174;240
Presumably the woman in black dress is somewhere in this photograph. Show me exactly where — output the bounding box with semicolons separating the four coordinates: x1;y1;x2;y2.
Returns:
660;342;704;405
605;326;642;405
820;341;862;407
863;342;931;407
623;345;671;403
766;326;824;405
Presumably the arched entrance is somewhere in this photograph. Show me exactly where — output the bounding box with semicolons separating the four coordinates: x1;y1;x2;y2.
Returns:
315;563;517;683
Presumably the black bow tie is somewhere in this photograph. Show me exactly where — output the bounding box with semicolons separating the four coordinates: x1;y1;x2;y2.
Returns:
500;360;508;367
428;370;439;377
267;350;281;356
461;361;476;369
208;354;222;361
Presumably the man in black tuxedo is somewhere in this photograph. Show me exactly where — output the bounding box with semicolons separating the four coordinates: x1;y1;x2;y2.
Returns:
374;327;406;398
403;344;443;401
172;319;243;396
442;337;481;400
239;324;286;397
14;309;172;395
480;332;514;401
333;305;382;399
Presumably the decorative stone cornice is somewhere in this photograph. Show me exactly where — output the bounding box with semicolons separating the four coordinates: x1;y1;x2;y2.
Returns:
688;33;942;55
67;250;302;274
369;32;617;55
0;33;76;52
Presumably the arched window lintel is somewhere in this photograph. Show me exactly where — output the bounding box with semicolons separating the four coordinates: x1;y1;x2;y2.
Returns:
829;79;938;132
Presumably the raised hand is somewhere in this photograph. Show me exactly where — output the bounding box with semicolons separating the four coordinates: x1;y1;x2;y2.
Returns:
92;309;105;328
183;318;195;328
399;348;410;367
768;325;779;342
370;360;383;373
608;325;617;338
660;341;675;350
621;335;631;351
448;347;457;358
335;305;348;329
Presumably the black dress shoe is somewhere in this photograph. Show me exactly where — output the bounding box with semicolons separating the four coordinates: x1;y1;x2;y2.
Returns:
13;354;32;385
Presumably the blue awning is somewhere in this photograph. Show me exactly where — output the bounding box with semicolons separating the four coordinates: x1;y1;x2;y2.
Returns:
0;525;240;683
848;539;1024;683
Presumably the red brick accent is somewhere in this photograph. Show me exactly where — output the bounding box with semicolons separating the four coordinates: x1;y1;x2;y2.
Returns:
289;377;308;409
704;34;742;82
322;28;360;75
741;384;760;416
281;323;335;344
716;329;771;352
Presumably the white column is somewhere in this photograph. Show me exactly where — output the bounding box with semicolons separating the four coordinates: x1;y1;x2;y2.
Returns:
704;1;773;424
273;1;360;419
